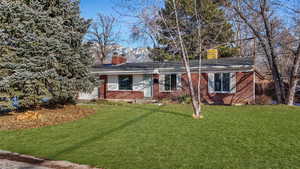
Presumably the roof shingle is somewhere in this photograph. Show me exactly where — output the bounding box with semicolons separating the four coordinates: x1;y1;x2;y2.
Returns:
91;57;254;74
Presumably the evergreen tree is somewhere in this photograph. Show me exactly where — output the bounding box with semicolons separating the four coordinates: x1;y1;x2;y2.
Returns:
0;0;96;109
152;0;235;61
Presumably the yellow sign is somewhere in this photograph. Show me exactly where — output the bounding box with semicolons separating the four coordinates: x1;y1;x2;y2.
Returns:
207;49;218;59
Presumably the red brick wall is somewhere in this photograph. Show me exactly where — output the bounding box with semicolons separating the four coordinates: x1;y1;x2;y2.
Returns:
152;74;185;100
201;72;254;104
99;75;144;100
100;72;255;104
99;75;107;99
106;91;144;100
153;72;254;104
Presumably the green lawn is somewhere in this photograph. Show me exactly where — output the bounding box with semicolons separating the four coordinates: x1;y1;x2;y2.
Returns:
0;103;300;169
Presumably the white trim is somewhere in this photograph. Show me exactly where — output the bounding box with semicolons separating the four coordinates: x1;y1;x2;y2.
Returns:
143;75;153;98
133;74;144;91
159;69;254;74
210;73;236;94
156;65;253;70
92;70;157;75
107;75;119;91
177;74;182;90
91;66;254;75
208;73;214;94
213;91;232;94
230;73;236;94
160;73;180;92
159;74;165;92
92;69;254;75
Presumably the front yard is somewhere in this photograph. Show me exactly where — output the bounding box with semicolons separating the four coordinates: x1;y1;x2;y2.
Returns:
0;103;300;169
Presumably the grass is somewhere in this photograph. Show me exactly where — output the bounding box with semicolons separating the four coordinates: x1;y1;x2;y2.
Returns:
0;103;300;169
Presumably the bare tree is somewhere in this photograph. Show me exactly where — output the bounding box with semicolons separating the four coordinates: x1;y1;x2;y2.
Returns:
88;13;119;64
130;7;161;47
280;5;300;105
171;0;202;118
117;0;236;118
226;0;300;105
113;0;161;48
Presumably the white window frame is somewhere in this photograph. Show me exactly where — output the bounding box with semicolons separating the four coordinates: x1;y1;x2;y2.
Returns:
214;73;231;93
160;73;181;92
208;72;236;94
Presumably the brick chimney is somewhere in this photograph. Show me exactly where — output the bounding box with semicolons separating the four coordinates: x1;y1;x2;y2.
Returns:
112;53;127;65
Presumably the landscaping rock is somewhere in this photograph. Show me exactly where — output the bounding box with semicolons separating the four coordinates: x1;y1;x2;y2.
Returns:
0;159;50;169
0;150;100;169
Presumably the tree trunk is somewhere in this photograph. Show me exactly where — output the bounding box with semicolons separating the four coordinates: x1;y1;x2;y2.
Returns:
287;51;300;106
230;2;286;104
287;77;298;106
272;68;285;104
172;0;202;118
183;60;201;118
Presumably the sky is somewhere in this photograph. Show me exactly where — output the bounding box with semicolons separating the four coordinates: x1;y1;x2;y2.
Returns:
80;0;146;48
80;0;117;19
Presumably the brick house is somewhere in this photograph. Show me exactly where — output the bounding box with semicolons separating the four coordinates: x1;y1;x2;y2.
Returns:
80;56;264;105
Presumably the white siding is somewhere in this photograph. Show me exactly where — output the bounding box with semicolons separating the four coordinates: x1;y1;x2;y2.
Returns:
159;74;165;92
208;73;214;93
107;75;118;91
230;73;236;93
133;75;144;91
177;74;182;90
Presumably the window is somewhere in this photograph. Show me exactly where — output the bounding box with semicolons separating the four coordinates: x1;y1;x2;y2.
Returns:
118;75;133;90
165;74;177;91
214;73;230;92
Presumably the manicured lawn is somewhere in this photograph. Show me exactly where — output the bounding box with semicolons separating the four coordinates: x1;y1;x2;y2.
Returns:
0;103;300;169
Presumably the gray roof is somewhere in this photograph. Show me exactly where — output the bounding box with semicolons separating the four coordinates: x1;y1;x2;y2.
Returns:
91;57;254;75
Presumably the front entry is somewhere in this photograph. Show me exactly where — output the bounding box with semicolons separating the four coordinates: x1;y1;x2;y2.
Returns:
144;75;153;98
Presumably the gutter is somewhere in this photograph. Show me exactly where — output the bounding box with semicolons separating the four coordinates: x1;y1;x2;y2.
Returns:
91;65;254;75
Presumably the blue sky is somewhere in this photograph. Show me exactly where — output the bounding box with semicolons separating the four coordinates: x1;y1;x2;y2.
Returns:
80;0;117;19
80;0;145;48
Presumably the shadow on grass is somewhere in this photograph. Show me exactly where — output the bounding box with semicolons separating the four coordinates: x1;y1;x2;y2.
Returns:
49;106;158;159
133;105;191;119
158;109;191;118
50;105;191;159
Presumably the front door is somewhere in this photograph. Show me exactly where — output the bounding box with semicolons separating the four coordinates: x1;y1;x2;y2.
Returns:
144;75;153;98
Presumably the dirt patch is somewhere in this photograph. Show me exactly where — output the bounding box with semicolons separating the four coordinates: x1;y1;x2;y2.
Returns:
0;105;95;131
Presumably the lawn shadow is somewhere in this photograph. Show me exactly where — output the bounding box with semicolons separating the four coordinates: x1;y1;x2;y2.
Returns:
49;106;159;159
158;109;191;118
134;105;191;119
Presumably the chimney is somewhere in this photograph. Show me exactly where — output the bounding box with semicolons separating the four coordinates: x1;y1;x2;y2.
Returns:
112;53;127;65
207;49;219;59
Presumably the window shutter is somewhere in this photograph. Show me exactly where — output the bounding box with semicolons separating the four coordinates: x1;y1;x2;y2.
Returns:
107;75;118;91
159;74;165;92
133;75;144;91
177;74;182;90
208;73;214;93
230;73;236;93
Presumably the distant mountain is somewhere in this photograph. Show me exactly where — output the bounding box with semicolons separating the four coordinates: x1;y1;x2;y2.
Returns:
93;45;152;64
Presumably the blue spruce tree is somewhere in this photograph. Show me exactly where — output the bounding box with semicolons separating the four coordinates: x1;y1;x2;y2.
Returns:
0;0;96;109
